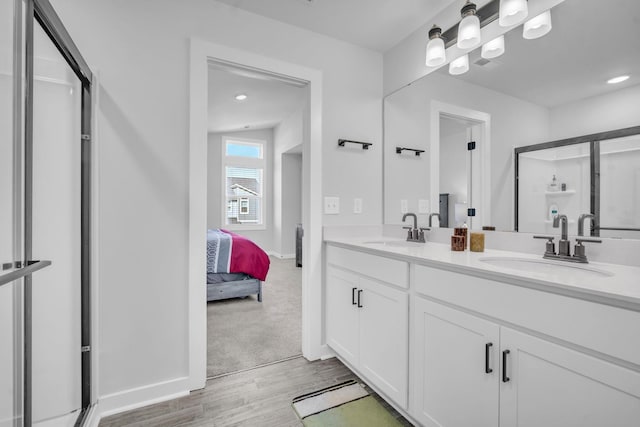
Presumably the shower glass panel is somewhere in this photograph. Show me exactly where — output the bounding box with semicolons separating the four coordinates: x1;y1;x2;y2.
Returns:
599;135;640;239
30;22;82;426
1;0;22;425
518;143;590;235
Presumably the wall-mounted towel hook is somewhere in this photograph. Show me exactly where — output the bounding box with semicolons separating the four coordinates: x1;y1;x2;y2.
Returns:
338;139;372;150
396;147;425;157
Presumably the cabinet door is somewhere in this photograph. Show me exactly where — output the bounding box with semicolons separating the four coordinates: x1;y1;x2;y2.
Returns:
358;277;409;408
411;298;500;427
325;266;359;366
500;327;640;427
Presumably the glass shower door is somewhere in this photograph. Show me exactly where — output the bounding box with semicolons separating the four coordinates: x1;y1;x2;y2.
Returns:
1;0;23;425
29;22;83;427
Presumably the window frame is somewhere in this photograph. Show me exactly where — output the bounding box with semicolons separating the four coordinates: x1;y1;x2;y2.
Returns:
221;136;267;231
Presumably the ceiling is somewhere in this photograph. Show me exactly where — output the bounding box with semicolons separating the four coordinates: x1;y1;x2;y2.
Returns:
437;0;640;108
208;65;306;133
215;0;453;52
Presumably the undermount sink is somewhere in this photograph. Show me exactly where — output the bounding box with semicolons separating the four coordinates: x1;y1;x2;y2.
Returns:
362;240;425;248
479;257;613;279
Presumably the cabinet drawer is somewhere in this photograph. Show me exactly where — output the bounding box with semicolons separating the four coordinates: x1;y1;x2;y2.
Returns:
414;264;640;367
327;245;408;289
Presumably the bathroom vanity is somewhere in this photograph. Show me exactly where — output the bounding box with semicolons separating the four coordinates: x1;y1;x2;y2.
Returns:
324;235;640;427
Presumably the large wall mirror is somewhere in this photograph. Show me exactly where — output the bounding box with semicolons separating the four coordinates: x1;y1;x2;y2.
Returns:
383;0;640;239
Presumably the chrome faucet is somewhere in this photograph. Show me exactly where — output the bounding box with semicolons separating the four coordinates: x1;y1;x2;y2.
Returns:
428;213;440;227
553;214;570;256
402;212;427;242
533;213;601;263
578;213;597;236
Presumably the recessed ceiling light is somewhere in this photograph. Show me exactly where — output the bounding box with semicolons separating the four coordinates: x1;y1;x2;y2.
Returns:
607;75;629;84
235;93;248;101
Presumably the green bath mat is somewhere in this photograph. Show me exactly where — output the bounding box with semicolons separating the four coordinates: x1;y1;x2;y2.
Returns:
292;381;404;427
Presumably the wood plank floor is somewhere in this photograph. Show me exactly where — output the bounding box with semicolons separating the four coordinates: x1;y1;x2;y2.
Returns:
99;356;413;426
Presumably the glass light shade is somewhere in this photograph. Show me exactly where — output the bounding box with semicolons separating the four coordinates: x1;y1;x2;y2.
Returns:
523;10;552;39
481;35;505;59
426;37;446;67
449;54;469;75
457;14;481;49
499;0;528;27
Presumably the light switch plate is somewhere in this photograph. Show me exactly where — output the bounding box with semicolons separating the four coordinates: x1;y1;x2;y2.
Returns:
353;198;363;214
418;199;430;214
400;199;408;214
324;196;340;214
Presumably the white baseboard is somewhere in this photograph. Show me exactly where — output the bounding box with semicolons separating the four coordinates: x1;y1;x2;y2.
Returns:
268;251;296;259
83;404;101;427
98;376;190;419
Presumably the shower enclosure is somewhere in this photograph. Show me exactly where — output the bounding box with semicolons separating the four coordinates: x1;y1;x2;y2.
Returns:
515;126;640;239
1;0;93;426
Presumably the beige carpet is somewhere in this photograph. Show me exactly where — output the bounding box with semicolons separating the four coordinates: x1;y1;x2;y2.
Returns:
207;256;302;377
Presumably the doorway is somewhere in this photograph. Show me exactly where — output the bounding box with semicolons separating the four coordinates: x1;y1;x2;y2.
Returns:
188;40;324;390
430;101;491;231
205;61;306;377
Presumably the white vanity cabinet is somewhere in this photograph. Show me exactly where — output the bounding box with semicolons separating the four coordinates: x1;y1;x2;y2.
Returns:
412;265;640;427
411;297;500;427
325;245;409;408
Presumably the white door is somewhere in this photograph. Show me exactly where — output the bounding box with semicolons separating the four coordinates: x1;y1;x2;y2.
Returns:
411;297;500;427
325;266;359;367
358;278;409;408
500;327;640;427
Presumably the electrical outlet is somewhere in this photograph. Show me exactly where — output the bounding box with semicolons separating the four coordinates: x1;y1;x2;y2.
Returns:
400;199;408;214
353;198;363;214
324;196;340;214
419;199;430;214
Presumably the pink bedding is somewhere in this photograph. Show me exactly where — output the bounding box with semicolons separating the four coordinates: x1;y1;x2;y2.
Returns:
220;229;270;281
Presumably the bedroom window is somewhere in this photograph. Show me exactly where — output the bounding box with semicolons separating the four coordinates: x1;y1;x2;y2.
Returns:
223;137;266;229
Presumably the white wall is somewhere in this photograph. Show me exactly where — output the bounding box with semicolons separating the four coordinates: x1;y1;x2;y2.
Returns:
550;84;640;140
49;0;382;406
207;128;274;252
273;109;304;257
384;72;550;231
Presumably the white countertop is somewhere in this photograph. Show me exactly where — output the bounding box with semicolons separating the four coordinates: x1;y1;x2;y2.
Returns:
325;236;640;311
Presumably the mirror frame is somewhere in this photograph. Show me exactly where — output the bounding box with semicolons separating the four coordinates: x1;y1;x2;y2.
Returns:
514;124;640;234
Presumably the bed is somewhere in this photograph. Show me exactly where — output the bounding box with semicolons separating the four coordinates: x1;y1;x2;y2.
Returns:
206;229;270;302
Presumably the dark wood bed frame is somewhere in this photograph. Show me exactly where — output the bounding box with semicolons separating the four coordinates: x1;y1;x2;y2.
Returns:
206;278;262;302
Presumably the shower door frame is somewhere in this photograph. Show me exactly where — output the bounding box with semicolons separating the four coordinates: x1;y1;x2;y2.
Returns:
513;125;640;234
5;0;94;425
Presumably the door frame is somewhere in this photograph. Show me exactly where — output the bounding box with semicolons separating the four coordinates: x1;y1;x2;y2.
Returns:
188;39;324;390
430;101;491;230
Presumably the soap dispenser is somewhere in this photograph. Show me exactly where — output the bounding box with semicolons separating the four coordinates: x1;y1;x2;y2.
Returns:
548;174;558;192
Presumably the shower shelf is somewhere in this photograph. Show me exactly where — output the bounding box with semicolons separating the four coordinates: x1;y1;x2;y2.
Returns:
545;190;576;196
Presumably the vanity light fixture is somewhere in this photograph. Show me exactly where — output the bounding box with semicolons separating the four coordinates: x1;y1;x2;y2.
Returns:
498;0;528;27
481;35;505;59
449;54;470;75
425;25;446;67
523;10;552;40
234;93;248;101
457;1;481;49
607;75;630;84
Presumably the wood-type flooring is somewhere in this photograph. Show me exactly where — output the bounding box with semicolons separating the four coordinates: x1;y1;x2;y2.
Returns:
99;356;413;426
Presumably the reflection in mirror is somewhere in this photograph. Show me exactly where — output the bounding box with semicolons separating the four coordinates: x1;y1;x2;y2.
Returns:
599;134;640;239
383;0;640;239
517;143;590;236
